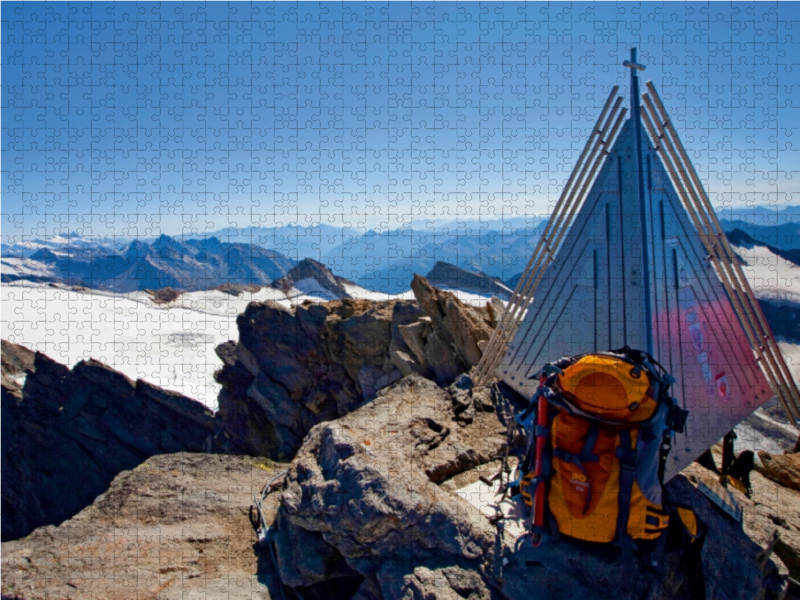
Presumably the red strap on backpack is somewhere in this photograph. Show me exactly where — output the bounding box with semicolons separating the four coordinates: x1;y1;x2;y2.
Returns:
531;375;549;547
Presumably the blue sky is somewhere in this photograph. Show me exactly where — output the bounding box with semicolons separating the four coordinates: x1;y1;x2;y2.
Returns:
3;2;799;241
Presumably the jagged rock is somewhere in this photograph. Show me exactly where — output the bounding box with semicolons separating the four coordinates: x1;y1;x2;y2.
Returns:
485;295;507;329
411;274;495;373
272;258;353;299
399;318;432;367
376;565;492;600
276;375;506;598
1;340;217;542
424;331;463;385
275;374;786;600
757;450;800;491
214;299;427;461
389;349;430;378
214;285;503;461
425;261;512;300
1;453;287;600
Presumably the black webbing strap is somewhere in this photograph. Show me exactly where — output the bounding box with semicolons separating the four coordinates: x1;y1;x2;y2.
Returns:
615;429;637;557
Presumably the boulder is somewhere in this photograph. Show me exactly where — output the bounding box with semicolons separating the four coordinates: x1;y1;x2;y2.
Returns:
276;375;506;596
757;450;800;491
1;340;217;542
1;453;287;600
275;374;787;600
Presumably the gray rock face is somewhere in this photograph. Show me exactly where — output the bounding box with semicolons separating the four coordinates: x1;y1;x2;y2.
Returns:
214;299;423;460
276;376;505;596
1;340;216;542
214;287;503;460
411;274;495;374
275;374;787;600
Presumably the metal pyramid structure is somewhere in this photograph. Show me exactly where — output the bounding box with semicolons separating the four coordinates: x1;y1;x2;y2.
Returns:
474;49;800;481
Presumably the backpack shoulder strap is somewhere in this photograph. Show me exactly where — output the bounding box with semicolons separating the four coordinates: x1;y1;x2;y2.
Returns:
615;429;638;556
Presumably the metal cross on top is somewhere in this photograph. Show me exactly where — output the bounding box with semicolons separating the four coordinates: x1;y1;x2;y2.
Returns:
622;47;647;73
622;47;647;112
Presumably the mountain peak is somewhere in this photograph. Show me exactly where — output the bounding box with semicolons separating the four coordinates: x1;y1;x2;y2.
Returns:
425;261;512;299
272;258;352;299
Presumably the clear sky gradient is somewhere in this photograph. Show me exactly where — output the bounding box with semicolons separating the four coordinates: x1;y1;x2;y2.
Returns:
2;2;799;241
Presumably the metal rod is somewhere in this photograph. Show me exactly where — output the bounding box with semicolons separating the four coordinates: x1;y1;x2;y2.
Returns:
646;82;800;421
642;92;800;423
474;89;623;385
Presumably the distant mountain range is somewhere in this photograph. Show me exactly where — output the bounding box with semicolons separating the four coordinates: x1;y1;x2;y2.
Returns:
2;207;797;294
319;221;548;294
1;235;295;292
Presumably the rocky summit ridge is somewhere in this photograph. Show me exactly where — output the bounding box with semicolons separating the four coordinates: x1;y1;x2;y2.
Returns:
2;275;800;600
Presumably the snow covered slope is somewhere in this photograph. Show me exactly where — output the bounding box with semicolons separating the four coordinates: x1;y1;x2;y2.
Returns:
1;279;501;409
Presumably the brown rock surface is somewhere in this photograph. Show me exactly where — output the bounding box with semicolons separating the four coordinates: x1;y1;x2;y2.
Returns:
213;299;423;459
213;289;501;460
757;450;800;491
411;274;495;373
1;453;286;600
276;375;508;598
684;458;800;582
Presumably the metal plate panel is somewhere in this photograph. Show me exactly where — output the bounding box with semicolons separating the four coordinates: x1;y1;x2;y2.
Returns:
499;118;773;481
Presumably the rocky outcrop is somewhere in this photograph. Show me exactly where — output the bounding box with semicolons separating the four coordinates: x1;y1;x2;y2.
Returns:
1;453;287;600
425;261;513;299
214;283;502;460
271;258;353;299
1;340;216;542
275;375;509;598
275;374;788;600
213;299;425;460
411;274;495;374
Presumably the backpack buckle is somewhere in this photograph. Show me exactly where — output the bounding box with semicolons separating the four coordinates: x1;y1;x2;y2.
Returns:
667;405;689;433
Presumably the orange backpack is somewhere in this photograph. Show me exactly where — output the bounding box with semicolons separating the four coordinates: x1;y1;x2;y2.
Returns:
513;347;701;554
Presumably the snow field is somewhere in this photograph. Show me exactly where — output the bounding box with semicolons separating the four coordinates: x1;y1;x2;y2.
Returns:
2;280;503;409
